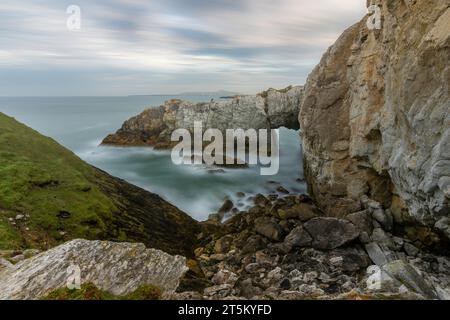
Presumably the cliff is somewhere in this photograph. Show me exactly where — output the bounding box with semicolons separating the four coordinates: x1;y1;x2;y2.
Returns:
299;0;449;244
102;86;303;148
0;112;200;257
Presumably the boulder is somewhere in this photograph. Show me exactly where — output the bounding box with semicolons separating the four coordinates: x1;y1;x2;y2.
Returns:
0;239;188;300
382;260;438;299
254;217;284;242
284;226;312;248
303;218;360;250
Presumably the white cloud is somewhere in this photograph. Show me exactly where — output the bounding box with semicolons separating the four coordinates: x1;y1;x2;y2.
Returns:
0;0;367;95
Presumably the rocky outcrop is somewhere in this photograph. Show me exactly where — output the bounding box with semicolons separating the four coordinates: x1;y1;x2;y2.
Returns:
184;192;450;300
299;1;449;240
0;239;188;300
102;86;303;148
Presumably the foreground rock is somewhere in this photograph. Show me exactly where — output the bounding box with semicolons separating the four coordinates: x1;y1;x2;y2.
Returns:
0;240;188;300
102;86;303;148
299;0;450;241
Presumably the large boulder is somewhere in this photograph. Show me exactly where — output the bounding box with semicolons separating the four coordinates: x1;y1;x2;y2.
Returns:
304;218;359;250
0;240;188;300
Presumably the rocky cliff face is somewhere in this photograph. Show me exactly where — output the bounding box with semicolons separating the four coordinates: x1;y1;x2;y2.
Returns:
0;240;187;299
102;86;303;148
299;0;449;242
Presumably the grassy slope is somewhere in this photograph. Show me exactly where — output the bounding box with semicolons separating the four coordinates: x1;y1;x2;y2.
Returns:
0;113;200;256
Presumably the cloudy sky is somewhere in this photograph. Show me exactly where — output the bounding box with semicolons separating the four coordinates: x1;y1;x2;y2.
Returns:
0;0;367;96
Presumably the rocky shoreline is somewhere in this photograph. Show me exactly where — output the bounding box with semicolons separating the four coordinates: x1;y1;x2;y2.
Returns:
174;192;450;300
0;0;449;300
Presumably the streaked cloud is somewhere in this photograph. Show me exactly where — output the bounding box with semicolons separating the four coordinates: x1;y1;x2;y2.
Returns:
0;0;367;96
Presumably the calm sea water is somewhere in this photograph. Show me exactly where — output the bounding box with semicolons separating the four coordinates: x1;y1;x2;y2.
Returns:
0;96;305;220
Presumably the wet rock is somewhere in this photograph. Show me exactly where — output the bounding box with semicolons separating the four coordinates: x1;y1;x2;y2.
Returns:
304;218;360;250
218;199;234;215
254;194;270;207
276;186;290;194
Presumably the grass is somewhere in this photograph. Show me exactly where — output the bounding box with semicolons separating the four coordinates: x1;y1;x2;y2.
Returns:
0;113;119;249
42;283;162;300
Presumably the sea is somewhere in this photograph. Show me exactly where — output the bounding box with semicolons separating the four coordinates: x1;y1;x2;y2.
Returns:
0;95;306;221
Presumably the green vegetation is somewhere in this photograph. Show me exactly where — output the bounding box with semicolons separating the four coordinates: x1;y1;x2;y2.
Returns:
42;283;161;300
0;112;200;256
0;113;117;249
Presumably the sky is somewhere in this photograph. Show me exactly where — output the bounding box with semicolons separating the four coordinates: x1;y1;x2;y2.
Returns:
0;0;367;96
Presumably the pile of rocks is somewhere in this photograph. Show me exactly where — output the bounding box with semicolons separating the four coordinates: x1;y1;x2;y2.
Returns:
180;193;450;300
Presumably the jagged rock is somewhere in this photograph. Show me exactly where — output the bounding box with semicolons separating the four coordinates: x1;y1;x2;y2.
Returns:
303;218;360;250
0;240;188;300
365;242;392;266
278;203;318;221
254;217;284;242
103;86;303;148
372;208;394;232
214;235;234;254
218;200;234;215
299;0;450;238
404;243;420;257
284;226;313;248
382;260;438;299
212;270;239;286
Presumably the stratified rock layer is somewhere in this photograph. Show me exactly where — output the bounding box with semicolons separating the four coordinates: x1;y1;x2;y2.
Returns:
299;0;449;237
0;239;188;300
102;86;303;148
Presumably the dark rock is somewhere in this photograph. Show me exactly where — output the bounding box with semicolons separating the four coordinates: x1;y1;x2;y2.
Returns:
214;235;234;254
346;210;373;234
279;278;291;290
278;203;318;221
254;217;284;242
241;235;268;254
276;186;290;194
304;218;360;250
219;199;234;214
404;242;419;257
284;226;312;248
254;194;270;207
